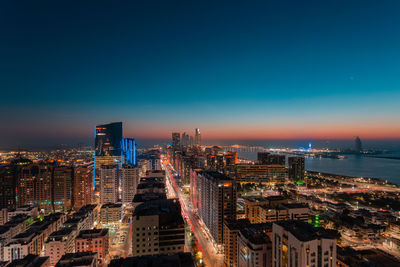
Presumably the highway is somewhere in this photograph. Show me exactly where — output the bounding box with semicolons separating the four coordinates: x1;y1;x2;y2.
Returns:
161;157;224;267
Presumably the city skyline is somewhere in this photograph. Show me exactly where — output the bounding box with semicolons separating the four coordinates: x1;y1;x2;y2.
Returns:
2;0;400;148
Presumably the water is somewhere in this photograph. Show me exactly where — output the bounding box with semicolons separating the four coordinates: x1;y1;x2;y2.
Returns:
238;151;400;185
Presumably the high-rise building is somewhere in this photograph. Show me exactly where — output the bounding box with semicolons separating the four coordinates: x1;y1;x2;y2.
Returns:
181;132;190;147
17;164;53;213
288;156;305;181
53;166;73;212
73;167;93;211
99;165;119;204
121;138;137;166
132;199;185;257
121;165;140;203
355;136;362;153
223;219;250;267
192;171;236;249
172;133;181;150
194;128;201;146
272;221;336;267
75;229;109;266
257;152;270;165
0;165;16;209
94;122;123;188
95;122;123;157
266;154;286;166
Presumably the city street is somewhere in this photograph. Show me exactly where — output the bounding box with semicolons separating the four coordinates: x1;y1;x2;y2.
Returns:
162;157;224;267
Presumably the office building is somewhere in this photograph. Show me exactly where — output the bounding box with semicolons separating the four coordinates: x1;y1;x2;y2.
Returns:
194;128;201;146
55;252;97;267
237;226;272;267
100;203;122;226
121;165;140;203
53;167;73;212
94;122;123;188
45;228;76;266
272;221;336;267
121;138;137;166
132;199;185;257
288;157;305;182
73;168;93;211
192;171;236;248
75;229;109;266
99;165;119;204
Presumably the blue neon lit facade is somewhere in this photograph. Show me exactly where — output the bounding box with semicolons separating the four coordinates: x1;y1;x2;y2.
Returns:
121;138;137;166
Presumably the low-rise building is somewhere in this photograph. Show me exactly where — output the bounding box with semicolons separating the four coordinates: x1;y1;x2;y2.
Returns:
257;203;309;223
108;252;195;267
237;226;272;267
5;254;50;267
100;203;122;226
55;252;97;267
75;229;108;266
45;228;76;266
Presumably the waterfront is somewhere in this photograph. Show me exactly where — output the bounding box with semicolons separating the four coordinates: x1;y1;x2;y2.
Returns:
238;151;400;185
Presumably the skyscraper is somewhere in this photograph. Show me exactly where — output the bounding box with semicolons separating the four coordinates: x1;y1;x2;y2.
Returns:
355;136;362;153
172;132;181;150
0;165;16;209
288;156;305;181
94;122;123;188
121;138;137;166
194;128;201;146
95;122;123;157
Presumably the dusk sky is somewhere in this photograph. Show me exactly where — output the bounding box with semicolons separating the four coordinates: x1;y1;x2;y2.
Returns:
1;0;400;148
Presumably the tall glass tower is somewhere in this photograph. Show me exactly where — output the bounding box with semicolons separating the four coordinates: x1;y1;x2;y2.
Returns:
95;122;123;157
94;122;123;188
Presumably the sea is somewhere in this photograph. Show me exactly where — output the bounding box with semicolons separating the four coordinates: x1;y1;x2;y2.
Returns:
138;138;400;185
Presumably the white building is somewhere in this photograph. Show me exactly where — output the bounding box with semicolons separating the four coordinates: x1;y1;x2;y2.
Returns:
45;228;76;266
132;199;184;256
272;221;336;267
121;166;140;203
237;227;272;267
100;165;119;204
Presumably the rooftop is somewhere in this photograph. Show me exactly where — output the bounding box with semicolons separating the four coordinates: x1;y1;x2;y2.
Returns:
55;252;97;267
6;254;49;267
132;193;167;203
101;203;122;209
275;220;337;242
239;227;271;245
77;228;108;239
108;253;195;267
198;171;233;181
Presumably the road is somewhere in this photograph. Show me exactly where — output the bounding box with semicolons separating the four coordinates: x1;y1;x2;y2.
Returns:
162;157;224;267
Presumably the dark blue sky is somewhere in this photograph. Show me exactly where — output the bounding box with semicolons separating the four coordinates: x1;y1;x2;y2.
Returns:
1;0;400;148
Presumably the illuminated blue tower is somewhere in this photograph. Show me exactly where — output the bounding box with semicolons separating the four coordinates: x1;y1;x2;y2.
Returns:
122;138;137;166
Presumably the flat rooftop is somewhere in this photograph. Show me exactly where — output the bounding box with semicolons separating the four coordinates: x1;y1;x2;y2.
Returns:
275;220;337;242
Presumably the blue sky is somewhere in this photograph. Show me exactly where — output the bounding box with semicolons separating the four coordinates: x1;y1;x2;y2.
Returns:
1;0;400;148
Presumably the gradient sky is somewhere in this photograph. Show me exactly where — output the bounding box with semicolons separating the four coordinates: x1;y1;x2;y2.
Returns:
1;0;400;148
